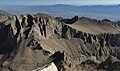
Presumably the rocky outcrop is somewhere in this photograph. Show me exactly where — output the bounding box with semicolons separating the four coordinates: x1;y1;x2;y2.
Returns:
0;12;120;71
61;16;78;24
0;10;13;22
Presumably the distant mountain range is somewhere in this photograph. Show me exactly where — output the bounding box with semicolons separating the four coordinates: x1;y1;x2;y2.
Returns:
0;4;120;20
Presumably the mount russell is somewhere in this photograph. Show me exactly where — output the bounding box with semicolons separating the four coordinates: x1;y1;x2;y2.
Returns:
0;11;120;71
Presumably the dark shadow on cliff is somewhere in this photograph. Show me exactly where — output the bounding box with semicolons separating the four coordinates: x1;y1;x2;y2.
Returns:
62;15;78;24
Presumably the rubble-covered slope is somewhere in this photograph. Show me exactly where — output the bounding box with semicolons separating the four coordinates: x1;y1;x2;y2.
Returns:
0;13;120;71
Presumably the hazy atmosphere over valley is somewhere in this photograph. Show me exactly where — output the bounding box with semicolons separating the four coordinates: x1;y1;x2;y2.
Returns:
0;0;120;71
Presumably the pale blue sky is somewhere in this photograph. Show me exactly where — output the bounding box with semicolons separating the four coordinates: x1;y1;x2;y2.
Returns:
0;0;120;5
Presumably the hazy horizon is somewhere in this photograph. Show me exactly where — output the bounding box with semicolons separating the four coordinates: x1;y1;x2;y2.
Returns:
0;1;120;21
0;4;120;6
0;0;120;6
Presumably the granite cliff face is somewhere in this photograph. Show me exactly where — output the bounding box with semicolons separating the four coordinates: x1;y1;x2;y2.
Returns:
0;12;120;71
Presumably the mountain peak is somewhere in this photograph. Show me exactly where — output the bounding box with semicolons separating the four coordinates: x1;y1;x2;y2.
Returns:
0;12;120;71
0;10;13;22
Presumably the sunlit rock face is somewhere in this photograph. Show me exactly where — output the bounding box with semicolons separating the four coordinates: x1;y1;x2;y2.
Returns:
0;11;120;71
33;62;58;71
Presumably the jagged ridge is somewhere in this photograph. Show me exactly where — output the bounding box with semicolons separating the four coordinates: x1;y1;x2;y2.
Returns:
0;12;120;71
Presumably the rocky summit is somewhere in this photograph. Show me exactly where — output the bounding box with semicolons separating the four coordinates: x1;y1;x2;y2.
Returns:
0;11;120;71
